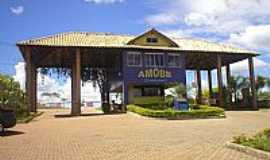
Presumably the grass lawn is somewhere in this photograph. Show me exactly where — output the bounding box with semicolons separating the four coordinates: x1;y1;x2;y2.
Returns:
233;128;270;152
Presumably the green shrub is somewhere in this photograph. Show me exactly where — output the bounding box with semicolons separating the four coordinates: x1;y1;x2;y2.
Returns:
133;96;167;110
187;98;196;105
0;74;28;118
127;104;225;119
233;128;270;152
101;103;110;113
233;134;249;144
189;104;200;110
165;95;174;108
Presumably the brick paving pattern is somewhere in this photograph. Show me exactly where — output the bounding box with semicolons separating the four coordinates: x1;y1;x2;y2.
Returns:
1;108;270;160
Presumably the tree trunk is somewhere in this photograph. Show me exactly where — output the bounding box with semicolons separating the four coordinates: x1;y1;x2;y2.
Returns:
106;91;110;104
101;92;106;103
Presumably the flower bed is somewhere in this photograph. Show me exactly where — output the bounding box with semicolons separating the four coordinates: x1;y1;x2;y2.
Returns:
127;104;225;119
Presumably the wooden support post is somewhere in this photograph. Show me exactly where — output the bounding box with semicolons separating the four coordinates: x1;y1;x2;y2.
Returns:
32;67;37;112
217;55;224;107
71;48;81;115
226;64;232;107
248;57;257;110
196;69;202;104
25;47;37;112
207;70;213;104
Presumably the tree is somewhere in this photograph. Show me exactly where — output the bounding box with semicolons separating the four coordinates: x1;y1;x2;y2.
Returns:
228;76;249;102
167;83;186;99
84;68;111;105
0;74;27;116
256;75;270;94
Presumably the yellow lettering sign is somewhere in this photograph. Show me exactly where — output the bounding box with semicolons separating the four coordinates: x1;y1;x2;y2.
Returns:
137;69;172;79
138;71;145;78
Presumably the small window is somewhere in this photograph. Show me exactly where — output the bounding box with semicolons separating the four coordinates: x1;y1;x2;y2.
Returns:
146;37;158;43
127;52;142;66
144;53;164;67
167;53;181;68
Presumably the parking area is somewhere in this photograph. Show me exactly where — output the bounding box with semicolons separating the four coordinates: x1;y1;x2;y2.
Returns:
1;108;270;160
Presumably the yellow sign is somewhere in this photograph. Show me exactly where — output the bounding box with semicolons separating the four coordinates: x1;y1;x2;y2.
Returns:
138;69;172;78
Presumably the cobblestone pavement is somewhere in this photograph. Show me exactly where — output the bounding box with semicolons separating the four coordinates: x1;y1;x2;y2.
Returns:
1;108;270;160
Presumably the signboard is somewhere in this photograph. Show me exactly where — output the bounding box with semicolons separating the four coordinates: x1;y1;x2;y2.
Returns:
138;69;172;79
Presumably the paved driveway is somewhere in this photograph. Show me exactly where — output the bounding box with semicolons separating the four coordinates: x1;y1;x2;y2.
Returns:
1;108;270;160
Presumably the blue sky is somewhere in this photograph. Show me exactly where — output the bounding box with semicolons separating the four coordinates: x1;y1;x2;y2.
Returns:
1;0;270;76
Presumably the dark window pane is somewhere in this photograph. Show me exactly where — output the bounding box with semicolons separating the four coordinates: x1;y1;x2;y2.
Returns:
168;54;181;67
146;37;158;43
144;53;164;67
127;52;141;66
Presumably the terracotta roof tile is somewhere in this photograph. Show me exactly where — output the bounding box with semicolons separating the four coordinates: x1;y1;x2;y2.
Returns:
17;32;257;55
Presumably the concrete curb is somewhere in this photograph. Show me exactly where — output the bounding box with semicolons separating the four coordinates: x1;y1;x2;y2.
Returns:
226;142;270;160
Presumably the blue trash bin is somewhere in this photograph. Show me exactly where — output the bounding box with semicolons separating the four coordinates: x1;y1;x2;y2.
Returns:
173;98;189;111
179;101;189;111
173;98;180;110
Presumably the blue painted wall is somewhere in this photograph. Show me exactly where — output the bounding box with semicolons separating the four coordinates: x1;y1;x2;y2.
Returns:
122;51;186;104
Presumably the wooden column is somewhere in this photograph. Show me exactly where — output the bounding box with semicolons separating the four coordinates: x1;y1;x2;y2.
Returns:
196;69;202;104
71;48;81;115
207;70;213;103
217;55;224;107
25;47;37;112
32;67;37;112
248;57;258;110
226;64;232;106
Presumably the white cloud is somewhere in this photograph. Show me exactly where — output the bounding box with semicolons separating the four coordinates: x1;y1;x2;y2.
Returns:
13;62;25;90
228;25;270;51
145;0;270;41
10;6;24;15
162;29;189;38
184;12;210;26
145;13;179;26
231;58;270;76
84;0;124;4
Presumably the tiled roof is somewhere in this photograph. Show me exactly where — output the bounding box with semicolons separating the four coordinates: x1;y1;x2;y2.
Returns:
17;32;257;55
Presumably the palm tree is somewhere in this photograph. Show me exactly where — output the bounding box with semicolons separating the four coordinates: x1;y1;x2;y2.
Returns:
256;75;270;93
228;76;249;102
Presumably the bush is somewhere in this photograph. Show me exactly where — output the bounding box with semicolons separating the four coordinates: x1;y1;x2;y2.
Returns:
0;74;28;118
189;104;200;110
233;128;270;152
187;98;196;105
101;103;110;113
133;96;168;110
127;104;225;119
165;95;174;108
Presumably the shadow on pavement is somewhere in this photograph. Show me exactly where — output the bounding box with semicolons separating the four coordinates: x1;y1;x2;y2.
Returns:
0;130;24;137
54;112;126;118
